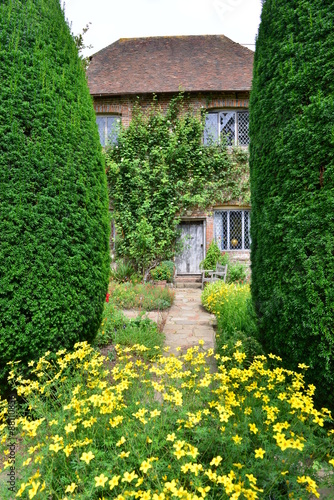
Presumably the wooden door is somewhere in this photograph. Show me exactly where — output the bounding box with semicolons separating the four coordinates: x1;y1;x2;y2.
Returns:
175;222;204;274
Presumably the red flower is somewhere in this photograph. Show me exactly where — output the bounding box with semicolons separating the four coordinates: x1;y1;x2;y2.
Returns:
106;293;110;303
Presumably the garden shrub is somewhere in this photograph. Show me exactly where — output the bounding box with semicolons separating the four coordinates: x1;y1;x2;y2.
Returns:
110;261;137;283
227;261;248;284
0;0;110;389
199;241;229;271
150;261;175;282
1;342;333;499
249;0;334;407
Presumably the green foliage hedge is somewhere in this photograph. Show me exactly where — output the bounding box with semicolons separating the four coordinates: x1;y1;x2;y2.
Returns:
0;0;110;387
250;0;334;406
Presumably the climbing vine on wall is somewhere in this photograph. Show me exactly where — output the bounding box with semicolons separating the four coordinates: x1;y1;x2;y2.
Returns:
105;94;249;277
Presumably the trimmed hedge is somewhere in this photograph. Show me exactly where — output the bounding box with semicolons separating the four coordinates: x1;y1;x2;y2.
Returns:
249;0;334;406
0;0;110;387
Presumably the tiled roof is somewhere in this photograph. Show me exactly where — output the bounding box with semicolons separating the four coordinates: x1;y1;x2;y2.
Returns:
87;35;253;95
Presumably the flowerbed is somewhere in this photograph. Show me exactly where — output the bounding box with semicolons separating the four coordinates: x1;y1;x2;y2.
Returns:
108;282;174;311
202;282;252;321
202;281;259;363
1;341;333;499
94;302;164;359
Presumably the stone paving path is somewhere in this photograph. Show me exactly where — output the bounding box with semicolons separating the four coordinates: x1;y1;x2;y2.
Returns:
123;288;217;356
162;288;216;356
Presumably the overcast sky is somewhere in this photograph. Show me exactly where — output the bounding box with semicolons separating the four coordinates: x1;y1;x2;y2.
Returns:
63;0;262;57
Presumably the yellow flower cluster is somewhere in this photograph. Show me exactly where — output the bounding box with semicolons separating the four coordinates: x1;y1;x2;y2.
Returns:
0;341;333;499
202;281;251;315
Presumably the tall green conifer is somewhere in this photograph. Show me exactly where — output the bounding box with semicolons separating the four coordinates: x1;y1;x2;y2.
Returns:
0;0;110;385
250;0;334;405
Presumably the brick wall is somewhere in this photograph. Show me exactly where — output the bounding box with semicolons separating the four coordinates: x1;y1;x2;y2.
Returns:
93;90;250;128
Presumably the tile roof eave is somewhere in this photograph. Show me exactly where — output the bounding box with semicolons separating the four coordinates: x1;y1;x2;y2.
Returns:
90;88;251;97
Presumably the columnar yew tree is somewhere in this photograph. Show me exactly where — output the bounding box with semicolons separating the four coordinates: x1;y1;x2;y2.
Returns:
250;0;334;405
0;0;110;386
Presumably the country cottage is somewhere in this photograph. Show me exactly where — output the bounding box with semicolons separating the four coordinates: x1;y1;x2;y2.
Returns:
87;35;253;275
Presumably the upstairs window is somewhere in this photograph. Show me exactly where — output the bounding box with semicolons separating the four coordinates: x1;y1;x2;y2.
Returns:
96;115;121;147
214;210;251;250
204;110;249;146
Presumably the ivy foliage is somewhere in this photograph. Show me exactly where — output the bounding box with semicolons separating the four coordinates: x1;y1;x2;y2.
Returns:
106;94;249;276
0;0;110;388
250;0;334;406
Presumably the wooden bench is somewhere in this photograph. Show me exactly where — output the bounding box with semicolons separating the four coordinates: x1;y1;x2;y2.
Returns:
201;263;228;289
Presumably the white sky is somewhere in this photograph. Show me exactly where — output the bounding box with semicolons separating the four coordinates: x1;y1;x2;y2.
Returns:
63;0;262;57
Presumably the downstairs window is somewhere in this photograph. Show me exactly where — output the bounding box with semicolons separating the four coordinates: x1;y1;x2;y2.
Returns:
214;210;251;250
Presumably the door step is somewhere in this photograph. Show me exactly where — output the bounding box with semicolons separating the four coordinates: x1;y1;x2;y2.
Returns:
174;275;202;289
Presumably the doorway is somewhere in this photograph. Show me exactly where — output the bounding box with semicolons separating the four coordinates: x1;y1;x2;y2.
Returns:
175;221;204;274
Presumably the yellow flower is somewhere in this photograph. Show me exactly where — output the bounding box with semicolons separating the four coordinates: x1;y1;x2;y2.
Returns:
166;433;176;442
48;419;58;426
232;434;242;445
116;436;126;447
16;482;27;498
210;456;222;467
297;476;320;498
329;459;334;467
28;481;40;499
249;423;259;434
150;409;161;418
118;451;130;458
245;474;257;484
23;458;32;466
109;475;121;490
254;448;266;459
95;474;109;488
121;471;138;483
65;423;77;434
109;416;124;427
63;445;73;457
136;477;144;487
65;483;77;494
197;486;211;497
80;451;95;464
174;449;186;459
49;442;62;453
140;460;152;473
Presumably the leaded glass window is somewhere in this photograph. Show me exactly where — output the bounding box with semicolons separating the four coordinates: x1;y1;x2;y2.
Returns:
204;110;249;146
214;210;251;250
204;113;219;144
96;115;121;146
220;112;236;146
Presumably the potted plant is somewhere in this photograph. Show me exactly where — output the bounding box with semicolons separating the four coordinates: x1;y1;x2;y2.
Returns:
150;261;175;286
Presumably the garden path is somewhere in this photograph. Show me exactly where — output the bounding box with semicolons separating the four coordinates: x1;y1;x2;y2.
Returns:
162;288;217;358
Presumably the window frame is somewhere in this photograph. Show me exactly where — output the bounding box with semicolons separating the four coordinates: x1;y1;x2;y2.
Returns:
96;114;121;147
214;209;251;251
204;109;249;147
